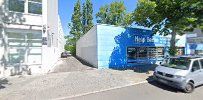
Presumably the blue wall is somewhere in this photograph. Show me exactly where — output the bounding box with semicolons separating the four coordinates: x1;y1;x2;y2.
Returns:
186;44;203;54
97;25;170;69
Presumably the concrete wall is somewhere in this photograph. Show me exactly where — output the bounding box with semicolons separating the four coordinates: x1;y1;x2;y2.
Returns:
97;25;164;69
57;16;65;55
41;0;60;73
0;23;4;77
47;0;58;47
77;24;188;69
76;26;98;67
96;25;186;69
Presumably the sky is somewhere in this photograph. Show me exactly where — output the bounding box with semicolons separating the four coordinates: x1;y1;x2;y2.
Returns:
59;0;138;36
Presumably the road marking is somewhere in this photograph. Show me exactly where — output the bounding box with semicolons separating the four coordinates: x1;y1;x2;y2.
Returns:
52;80;152;100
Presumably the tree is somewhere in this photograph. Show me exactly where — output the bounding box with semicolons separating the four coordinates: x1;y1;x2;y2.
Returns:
96;5;109;24
70;0;82;41
82;3;87;34
96;1;126;26
86;0;93;33
82;0;93;34
133;0;203;56
69;0;82;55
64;35;76;55
122;13;134;26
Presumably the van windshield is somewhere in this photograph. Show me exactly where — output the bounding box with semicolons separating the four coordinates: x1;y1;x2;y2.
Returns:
162;58;191;70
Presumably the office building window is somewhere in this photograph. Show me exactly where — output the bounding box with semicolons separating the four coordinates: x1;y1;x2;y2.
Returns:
127;48;137;59
195;50;203;55
127;47;164;59
9;0;25;12
28;0;42;14
7;32;42;65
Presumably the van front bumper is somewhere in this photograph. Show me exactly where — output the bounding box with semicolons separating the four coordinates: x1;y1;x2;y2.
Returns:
153;73;187;90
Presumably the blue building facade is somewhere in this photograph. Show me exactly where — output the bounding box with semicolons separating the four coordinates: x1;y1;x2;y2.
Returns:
186;31;203;55
97;25;172;69
77;24;186;69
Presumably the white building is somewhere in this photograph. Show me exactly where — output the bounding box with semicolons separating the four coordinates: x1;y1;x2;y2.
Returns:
0;0;65;77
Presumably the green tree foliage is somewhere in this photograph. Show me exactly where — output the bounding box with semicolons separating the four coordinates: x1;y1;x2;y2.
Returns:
122;13;134;26
64;35;77;55
82;3;87;34
96;1;128;26
82;0;93;34
133;0;203;56
96;5;109;24
68;0;94;55
70;0;82;41
68;0;82;55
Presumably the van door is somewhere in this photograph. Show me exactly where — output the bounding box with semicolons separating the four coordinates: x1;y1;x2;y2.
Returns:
190;60;202;86
199;59;203;84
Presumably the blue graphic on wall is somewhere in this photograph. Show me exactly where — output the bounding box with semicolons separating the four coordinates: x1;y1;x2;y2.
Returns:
97;25;170;69
189;44;198;49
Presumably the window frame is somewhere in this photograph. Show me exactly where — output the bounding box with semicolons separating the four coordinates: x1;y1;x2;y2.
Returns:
7;0;42;15
8;0;25;13
191;60;201;72
126;47;164;60
200;59;203;69
28;0;42;15
7;32;42;65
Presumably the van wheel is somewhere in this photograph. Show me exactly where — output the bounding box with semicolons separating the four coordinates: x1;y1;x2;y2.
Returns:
184;82;194;93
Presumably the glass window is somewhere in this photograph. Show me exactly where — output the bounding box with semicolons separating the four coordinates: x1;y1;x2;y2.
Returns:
195;50;203;55
137;47;147;58
28;0;42;14
192;60;200;72
200;60;203;68
127;47;164;59
127;48;137;59
27;33;42;39
162;58;191;70
9;0;25;12
7;32;42;65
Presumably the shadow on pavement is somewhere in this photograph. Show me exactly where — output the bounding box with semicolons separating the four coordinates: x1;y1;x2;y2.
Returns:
75;56;96;69
0;78;9;89
146;76;182;93
196;84;203;88
133;64;157;73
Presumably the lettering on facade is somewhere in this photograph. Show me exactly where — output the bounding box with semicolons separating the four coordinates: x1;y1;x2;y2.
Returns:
135;36;154;43
187;37;203;43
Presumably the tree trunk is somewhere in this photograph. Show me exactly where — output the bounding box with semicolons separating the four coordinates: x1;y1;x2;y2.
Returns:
169;30;177;56
170;30;176;49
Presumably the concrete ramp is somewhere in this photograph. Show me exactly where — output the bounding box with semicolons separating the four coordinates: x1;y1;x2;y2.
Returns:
52;56;94;73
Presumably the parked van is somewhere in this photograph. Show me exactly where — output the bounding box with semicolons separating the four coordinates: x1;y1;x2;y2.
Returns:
154;56;203;93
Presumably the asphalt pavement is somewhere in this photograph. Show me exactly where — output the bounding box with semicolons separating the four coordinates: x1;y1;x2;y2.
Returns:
68;81;203;100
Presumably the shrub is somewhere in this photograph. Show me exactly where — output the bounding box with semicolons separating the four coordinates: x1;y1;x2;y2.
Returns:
65;45;76;56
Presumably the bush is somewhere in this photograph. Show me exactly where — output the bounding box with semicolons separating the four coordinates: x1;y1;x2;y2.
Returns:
65;45;76;56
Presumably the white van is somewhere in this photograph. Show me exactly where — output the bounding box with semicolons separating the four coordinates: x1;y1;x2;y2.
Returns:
154;56;203;93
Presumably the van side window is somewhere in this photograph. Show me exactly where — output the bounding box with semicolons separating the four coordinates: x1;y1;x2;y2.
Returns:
200;59;203;68
192;60;200;72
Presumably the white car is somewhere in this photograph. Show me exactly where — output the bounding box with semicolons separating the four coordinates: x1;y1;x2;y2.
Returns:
154;56;203;93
